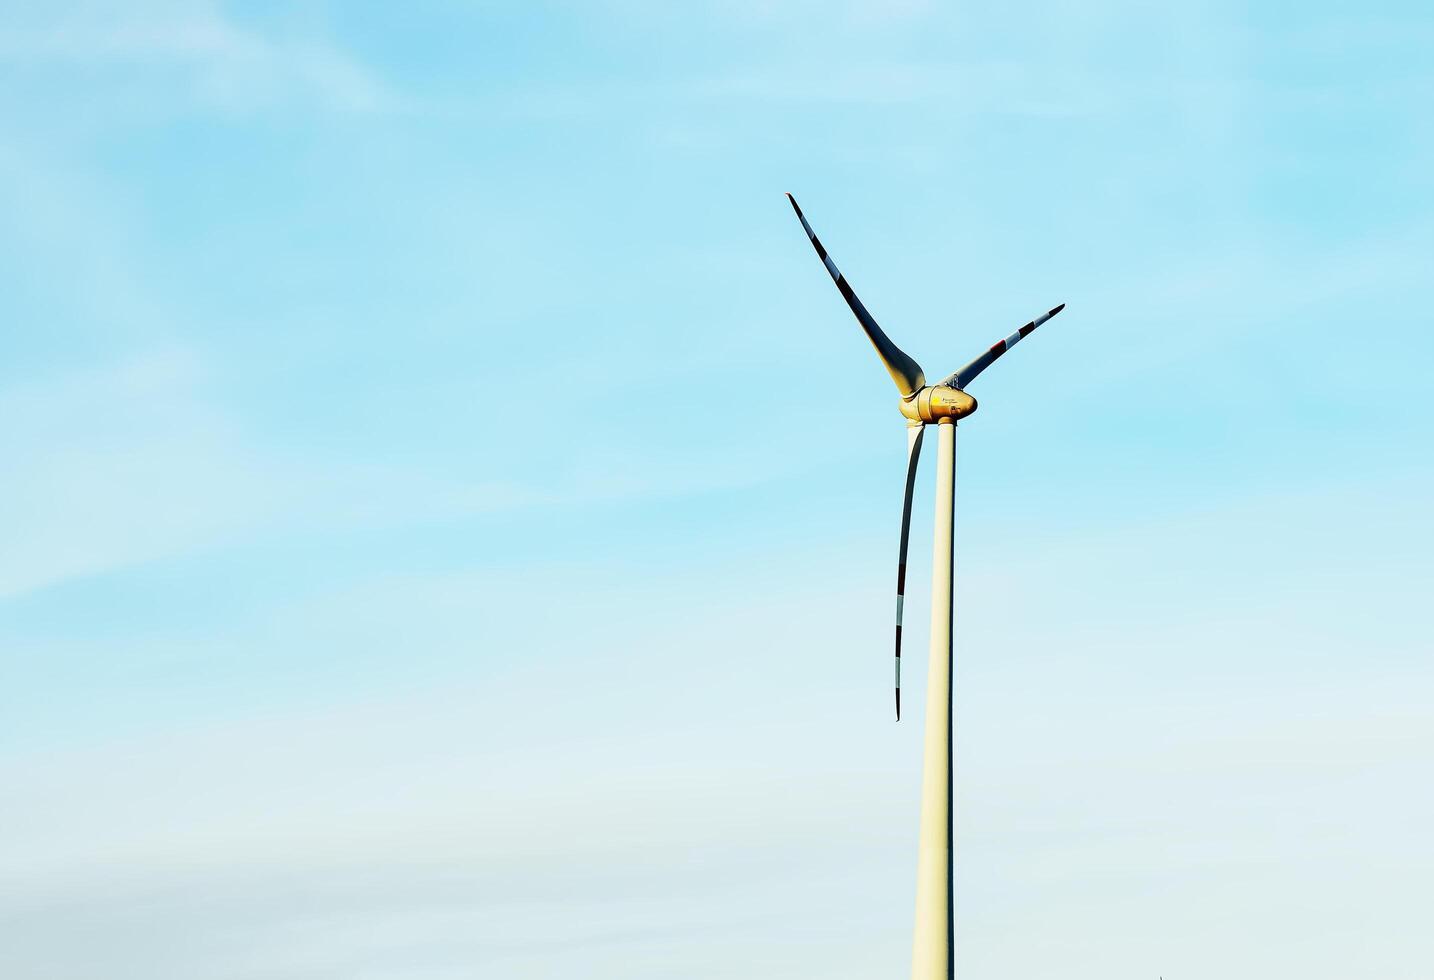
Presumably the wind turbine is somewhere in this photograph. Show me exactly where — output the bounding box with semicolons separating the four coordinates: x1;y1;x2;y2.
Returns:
786;193;1065;980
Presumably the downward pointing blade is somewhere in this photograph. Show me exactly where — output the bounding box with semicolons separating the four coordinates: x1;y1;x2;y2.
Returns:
895;422;926;720
786;194;927;398
943;303;1066;390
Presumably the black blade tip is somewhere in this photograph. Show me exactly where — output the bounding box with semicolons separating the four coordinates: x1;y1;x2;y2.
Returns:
784;192;802;215
1050;302;1066;316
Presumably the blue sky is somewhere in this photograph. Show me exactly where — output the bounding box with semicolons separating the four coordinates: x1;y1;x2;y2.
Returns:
2;1;1431;977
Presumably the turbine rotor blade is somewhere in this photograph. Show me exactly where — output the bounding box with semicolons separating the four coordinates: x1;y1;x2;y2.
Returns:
895;422;926;720
943;303;1066;390
786;194;926;398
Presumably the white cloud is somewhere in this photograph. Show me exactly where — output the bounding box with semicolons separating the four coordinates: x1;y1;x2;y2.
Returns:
0;350;284;597
0;342;802;598
0;350;532;598
0;0;396;114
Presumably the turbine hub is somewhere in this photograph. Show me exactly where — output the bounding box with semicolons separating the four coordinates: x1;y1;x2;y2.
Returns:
901;385;977;423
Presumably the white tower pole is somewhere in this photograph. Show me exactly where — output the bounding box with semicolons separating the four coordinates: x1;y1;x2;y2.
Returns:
911;418;956;980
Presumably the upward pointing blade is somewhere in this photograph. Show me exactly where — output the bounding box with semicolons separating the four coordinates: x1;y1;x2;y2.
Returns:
894;422;926;720
786;194;926;398
943;303;1066;390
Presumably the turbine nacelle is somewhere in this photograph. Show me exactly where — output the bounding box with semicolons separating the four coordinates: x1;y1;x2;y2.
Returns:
900;385;978;424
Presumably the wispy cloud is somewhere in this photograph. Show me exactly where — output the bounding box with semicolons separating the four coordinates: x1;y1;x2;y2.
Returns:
707;0;934;25
0;1;396;114
0;350;530;598
0;350;286;597
0;344;801;599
